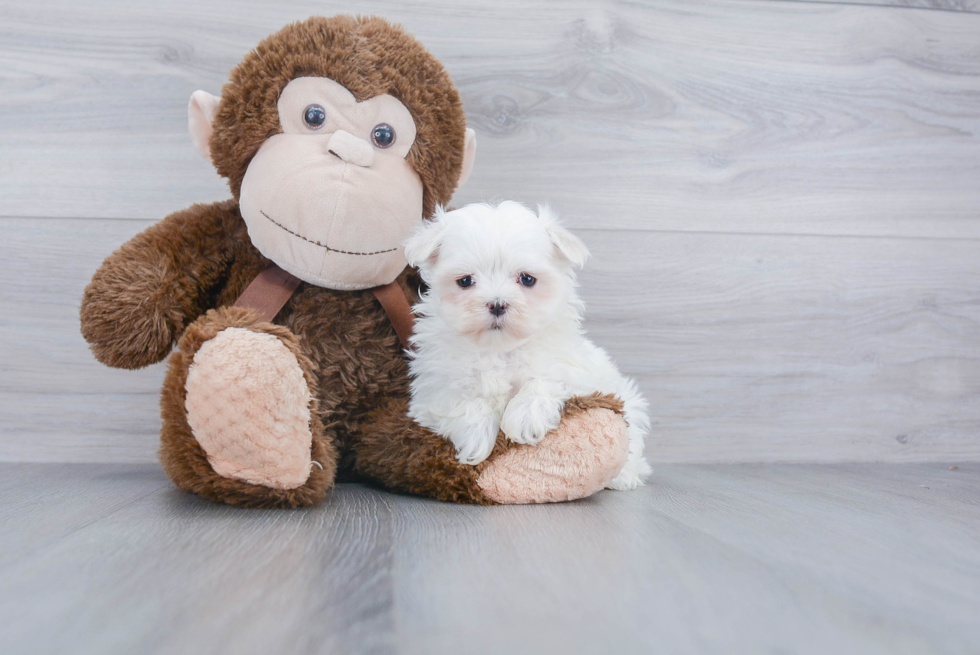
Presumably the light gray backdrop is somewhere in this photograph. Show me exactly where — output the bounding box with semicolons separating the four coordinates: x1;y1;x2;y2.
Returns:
2;0;979;463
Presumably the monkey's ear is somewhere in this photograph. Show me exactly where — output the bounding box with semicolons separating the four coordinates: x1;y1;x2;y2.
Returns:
456;128;477;189
188;90;221;161
404;206;452;269
539;205;590;269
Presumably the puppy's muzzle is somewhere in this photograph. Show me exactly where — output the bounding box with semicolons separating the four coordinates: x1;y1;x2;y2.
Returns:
488;300;507;317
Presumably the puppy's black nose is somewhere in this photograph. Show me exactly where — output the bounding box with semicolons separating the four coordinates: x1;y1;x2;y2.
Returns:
488;300;507;317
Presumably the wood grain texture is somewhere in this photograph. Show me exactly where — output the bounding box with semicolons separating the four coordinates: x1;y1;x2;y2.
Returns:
2;218;978;463
0;463;169;568
0;463;977;654
0;0;978;238
1;0;979;464
785;0;980;14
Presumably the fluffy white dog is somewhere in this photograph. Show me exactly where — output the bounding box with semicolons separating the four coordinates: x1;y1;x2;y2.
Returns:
403;201;651;490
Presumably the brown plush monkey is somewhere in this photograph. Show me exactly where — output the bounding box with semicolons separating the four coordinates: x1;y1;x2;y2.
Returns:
80;15;631;508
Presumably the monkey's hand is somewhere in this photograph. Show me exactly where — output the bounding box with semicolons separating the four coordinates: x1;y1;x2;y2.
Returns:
80;200;240;369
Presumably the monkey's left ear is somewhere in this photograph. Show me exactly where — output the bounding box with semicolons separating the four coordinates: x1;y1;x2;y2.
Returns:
188;90;221;162
456;128;477;189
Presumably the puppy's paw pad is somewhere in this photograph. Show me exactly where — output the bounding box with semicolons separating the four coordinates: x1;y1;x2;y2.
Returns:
501;396;563;446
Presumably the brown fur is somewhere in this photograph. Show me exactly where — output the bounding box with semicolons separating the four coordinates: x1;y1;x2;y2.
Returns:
80;199;268;369
561;392;625;418
355;398;495;504
210;15;466;217
160;306;337;508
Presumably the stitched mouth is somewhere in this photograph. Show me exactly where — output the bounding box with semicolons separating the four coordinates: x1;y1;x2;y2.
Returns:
260;210;397;256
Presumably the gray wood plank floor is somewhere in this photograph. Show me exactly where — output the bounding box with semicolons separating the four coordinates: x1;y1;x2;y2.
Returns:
1;462;976;655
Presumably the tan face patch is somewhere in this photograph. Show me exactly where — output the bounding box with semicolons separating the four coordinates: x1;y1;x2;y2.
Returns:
238;77;424;290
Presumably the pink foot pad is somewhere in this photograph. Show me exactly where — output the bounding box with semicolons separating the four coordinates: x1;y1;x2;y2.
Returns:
476;407;630;504
184;327;314;490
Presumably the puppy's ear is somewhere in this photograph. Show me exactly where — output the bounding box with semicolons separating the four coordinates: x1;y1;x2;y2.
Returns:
538;205;590;268
404;206;452;269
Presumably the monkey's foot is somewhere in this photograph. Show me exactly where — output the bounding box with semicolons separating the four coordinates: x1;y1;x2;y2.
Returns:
160;307;337;508
476;394;630;504
185;327;313;489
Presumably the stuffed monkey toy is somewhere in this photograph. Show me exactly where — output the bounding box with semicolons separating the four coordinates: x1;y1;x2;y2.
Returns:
80;15;631;508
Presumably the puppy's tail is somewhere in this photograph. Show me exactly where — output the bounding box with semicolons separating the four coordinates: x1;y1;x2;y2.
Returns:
615;377;653;483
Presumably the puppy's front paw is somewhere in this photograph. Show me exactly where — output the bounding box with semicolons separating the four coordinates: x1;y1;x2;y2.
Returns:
452;417;499;465
501;395;564;446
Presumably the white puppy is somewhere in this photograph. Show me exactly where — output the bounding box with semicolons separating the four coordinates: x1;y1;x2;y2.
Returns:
403;201;651;490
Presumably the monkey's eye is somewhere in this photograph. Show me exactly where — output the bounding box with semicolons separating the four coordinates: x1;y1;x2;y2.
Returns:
518;273;536;287
456;275;474;289
303;104;326;130
371;123;396;149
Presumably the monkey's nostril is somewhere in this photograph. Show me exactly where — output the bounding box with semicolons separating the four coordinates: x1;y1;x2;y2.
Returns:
488;301;507;317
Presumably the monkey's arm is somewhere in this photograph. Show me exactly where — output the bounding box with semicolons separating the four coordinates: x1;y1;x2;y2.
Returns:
80;199;246;369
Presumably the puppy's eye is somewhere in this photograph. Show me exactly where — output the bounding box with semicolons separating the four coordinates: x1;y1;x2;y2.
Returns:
518;273;536;287
303;104;326;130
456;275;474;289
371;123;396;148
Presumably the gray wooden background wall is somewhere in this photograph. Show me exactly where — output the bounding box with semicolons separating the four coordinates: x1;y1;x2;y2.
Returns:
1;0;978;464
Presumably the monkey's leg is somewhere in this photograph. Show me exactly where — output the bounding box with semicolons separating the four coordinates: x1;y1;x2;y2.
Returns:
353;394;629;504
160;307;337;508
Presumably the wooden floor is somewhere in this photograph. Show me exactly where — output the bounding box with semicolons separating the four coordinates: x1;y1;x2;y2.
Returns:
0;462;976;654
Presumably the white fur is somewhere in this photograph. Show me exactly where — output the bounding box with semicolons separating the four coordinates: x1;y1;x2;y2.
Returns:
404;201;651;490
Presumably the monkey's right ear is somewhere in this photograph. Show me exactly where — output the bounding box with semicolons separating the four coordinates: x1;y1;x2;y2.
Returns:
404;206;452;269
188;90;221;161
455;128;477;190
